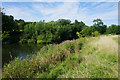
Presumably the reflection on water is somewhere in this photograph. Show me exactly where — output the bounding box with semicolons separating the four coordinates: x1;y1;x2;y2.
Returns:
2;43;44;66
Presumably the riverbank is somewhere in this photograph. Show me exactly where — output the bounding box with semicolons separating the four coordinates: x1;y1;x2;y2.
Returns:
2;35;118;78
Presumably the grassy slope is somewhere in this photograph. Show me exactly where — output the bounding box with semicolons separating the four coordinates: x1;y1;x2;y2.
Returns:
2;35;118;78
59;35;118;78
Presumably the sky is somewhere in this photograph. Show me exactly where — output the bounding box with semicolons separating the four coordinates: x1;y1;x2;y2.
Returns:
1;0;120;2
1;1;118;26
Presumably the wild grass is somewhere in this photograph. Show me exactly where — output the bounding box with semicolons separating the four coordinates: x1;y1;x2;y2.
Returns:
2;35;118;78
58;35;118;78
112;36;120;45
2;38;86;78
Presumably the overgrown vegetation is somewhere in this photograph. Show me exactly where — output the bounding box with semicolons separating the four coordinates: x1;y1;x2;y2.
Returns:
58;35;118;78
2;38;85;78
2;35;118;78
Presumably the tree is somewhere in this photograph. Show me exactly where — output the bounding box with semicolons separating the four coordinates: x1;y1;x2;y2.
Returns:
80;26;92;36
15;19;25;31
2;14;17;33
57;19;71;25
93;18;106;34
106;24;120;34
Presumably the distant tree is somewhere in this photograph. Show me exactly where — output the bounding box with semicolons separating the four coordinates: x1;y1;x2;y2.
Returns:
2;14;18;33
74;20;86;30
57;19;71;25
106;24;120;34
80;26;92;36
15;19;25;31
93;19;103;25
93;18;107;34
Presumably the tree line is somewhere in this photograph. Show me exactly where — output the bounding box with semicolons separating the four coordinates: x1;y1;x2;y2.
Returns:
2;13;120;44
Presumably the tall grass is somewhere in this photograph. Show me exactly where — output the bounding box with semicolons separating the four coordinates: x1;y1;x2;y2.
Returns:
2;38;86;78
58;35;118;78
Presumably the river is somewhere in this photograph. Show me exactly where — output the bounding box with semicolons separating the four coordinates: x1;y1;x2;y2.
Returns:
2;43;44;66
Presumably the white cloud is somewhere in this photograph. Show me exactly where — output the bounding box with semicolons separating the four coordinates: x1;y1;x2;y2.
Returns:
3;2;118;26
32;2;89;22
4;6;40;21
32;2;117;26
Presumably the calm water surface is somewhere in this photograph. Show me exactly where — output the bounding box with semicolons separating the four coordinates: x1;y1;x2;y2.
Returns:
2;43;44;66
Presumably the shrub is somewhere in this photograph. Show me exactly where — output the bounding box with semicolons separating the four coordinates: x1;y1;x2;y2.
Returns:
19;39;27;43
92;31;100;37
37;40;44;44
76;32;82;38
27;39;36;43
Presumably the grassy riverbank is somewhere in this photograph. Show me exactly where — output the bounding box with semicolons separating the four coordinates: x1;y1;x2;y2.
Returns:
2;35;118;78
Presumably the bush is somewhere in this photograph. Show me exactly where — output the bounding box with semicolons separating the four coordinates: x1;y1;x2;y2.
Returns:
19;39;27;43
76;32;82;38
36;35;47;44
37;40;45;44
106;24;120;34
27;39;36;43
92;31;100;37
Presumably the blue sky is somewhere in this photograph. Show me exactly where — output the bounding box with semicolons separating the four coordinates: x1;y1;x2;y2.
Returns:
2;2;118;26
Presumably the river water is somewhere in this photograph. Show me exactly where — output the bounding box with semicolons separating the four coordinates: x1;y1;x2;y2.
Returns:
2;43;44;66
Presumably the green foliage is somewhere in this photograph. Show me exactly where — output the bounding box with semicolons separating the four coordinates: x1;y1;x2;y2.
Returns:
80;26;92;36
37;35;45;44
76;32;82;38
93;19;107;34
57;19;71;25
106;24;120;34
2;13;26;44
15;19;25;31
92;31;100;37
19;19;88;44
2;13;120;44
27;39;36;43
2;14;17;32
19;38;27;43
37;40;44;44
